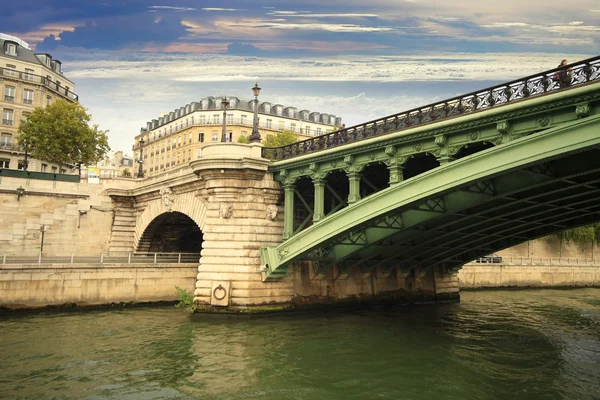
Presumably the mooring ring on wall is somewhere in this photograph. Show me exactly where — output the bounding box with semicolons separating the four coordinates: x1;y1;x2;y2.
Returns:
213;284;227;301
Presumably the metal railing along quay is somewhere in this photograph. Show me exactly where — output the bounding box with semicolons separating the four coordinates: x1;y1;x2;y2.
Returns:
467;257;600;266
0;252;201;265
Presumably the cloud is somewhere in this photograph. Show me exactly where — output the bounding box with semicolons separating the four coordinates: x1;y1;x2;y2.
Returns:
248;20;396;33
148;6;196;12
267;11;380;18
226;42;265;56
202;8;245;12
36;13;188;51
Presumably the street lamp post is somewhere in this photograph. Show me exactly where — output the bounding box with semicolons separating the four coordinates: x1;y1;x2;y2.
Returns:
249;82;262;143
23;146;29;171
137;138;145;178
221;96;229;142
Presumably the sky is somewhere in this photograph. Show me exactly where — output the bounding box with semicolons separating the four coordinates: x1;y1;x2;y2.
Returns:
2;0;599;155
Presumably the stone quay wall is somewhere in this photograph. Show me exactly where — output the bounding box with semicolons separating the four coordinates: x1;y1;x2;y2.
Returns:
0;176;137;256
0;264;198;309
458;262;600;289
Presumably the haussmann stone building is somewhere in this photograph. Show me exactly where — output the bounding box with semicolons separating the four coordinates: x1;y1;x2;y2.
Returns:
0;33;79;174
133;95;343;177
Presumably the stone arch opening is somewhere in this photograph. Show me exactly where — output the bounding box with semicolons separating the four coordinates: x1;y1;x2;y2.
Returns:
403;153;440;180
361;163;390;198
137;212;203;253
455;142;495;159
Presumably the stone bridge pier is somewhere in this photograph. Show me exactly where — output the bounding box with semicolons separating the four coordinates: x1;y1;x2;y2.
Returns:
107;143;459;312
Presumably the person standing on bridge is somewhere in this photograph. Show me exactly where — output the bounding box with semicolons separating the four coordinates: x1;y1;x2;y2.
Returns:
555;59;572;89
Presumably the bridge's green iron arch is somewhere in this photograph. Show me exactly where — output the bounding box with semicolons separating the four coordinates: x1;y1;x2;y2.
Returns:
261;115;600;280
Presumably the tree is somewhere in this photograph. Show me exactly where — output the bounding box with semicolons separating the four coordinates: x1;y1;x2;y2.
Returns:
238;135;250;144
263;130;298;147
18;99;110;167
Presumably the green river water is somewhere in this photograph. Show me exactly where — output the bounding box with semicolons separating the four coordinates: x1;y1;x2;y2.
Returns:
1;288;599;400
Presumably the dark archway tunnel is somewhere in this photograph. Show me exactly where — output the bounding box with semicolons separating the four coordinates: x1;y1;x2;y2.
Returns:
138;212;203;253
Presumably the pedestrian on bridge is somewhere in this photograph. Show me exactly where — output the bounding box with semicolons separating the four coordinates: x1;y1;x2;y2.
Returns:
554;59;573;89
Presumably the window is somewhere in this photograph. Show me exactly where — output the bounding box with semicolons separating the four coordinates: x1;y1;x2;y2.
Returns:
199;115;206;124
199;132;204;142
24;68;34;81
241;115;247;125
1;132;11;146
21;112;30;122
266;119;272;129
23;89;33;105
278;121;285;131
241;130;248;137
18;159;26;170
306;126;311;135
213;114;220;124
41;164;47;172
228;132;233;142
5;43;16;56
227;114;233;124
188;149;191;160
4;64;16;77
51;166;57;173
2;109;13;125
188;132;192;143
212;132;218;142
46;96;52;106
60;169;66;174
4;86;15;102
316;128;322;135
191;116;194;125
197;149;203;158
290;123;296;132
0;159;9;168
178;137;181;147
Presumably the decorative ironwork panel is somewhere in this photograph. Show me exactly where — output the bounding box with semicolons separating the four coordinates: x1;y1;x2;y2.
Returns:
263;55;600;160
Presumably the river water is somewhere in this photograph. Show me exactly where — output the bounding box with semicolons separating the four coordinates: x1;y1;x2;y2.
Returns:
1;288;599;400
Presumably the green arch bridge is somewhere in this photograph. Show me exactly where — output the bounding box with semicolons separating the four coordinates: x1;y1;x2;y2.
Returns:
260;56;600;281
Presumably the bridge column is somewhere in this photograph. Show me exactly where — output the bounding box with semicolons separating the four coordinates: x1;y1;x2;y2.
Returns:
436;155;455;165
387;165;404;185
347;172;361;204
312;178;326;222
283;184;295;239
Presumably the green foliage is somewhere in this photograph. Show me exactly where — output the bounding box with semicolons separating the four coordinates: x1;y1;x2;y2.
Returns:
558;223;600;245
122;168;131;177
237;135;250;144
263;130;298;147
18;99;110;167
175;286;197;313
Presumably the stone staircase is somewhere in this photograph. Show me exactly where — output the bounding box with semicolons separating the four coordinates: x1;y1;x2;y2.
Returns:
108;205;137;253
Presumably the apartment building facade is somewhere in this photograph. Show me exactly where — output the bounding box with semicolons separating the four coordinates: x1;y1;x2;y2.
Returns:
133;95;343;177
0;33;78;173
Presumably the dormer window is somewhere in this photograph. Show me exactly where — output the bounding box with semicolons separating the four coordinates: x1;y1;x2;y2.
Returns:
5;42;17;56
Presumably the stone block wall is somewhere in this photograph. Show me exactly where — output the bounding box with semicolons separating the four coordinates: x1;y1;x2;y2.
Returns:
0;177;120;256
458;264;600;288
0;264;198;309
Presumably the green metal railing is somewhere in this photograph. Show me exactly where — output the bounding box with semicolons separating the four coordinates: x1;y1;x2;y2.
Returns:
0;252;201;265
0;168;80;183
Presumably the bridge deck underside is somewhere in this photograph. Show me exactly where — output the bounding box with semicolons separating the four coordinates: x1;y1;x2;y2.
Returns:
327;150;600;275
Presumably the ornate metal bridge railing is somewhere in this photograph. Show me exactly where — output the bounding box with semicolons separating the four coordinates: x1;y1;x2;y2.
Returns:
262;55;600;161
